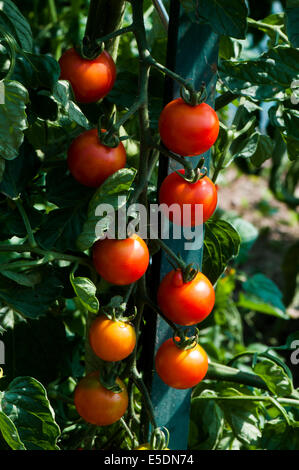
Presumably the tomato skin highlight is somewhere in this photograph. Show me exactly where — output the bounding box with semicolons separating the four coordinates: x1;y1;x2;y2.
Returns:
92;234;150;285
89;315;136;362
155;338;208;389
59;48;116;103
67;128;126;188
157;269;215;326
159;169;218;226
158;98;219;156
74;371;128;426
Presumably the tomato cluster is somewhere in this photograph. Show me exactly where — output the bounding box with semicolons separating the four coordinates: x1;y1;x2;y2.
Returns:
62;46;218;431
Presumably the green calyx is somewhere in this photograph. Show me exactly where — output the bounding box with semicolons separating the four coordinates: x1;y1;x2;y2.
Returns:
175;157;208;184
180;82;207;106
173;328;199;351
98;363;123;394
76;36;104;60
101;295;137;323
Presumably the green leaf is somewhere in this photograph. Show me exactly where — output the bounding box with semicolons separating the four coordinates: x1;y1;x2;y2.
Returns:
0;410;26;450
190;398;224;450
70;273;99;314
221;213;258;264
0;269;63;319
260;418;299;450
286;5;299;47
0;140;39;198
202;219;240;285
53;81;90;129
239;273;288;319
281;109;299;161
0;80;28;161
0;0;33;52
220;46;299;101
77;168;137;251
36;207;87;252
0;377;60;450
13;52;60;92
253;359;293;396
180;0;248;39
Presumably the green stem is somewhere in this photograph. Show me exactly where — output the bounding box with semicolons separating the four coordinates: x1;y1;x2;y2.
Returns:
155;238;186;271
194;394;299;411
94;25;134;45
48;0;58;23
215;91;239;111
206;361;268;391
120;417;138;445
247;17;289;44
155;144;193;172
144;296;179;334
211;129;234;183
14;198;36;248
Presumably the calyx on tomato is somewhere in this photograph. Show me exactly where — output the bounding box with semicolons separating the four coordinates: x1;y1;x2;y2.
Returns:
101;295;137;322
172;328;199;351
98;362;123;393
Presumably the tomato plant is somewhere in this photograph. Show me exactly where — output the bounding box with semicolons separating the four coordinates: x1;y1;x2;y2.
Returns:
89;315;136;362
159;169;218;225
0;0;298;455
59;47;116;103
74;371;128;426
92;234;150;285
157;269;215;326
155;337;209;389
158;98;219;156
67;128;127;187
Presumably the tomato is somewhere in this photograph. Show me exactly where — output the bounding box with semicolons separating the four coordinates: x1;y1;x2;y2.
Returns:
89;315;136;362
59;47;116;103
74;371;128;426
67;128;126;187
135;444;169;450
92;234;149;285
157;269;215;326
155;337;208;389
159;169;217;226
158;98;219;156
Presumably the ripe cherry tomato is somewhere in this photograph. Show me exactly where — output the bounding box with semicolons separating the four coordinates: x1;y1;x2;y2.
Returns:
74;371;128;426
159;169;217;226
158;98;219;156
59;47;116;103
157;269;215;326
92;234;149;285
89;315;136;362
67;128;126;188
155;337;208;389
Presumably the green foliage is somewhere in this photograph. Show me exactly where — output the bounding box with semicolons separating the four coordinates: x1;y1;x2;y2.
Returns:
0;0;297;453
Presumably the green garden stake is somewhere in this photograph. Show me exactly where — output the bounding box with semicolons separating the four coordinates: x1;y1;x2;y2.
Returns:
149;1;219;450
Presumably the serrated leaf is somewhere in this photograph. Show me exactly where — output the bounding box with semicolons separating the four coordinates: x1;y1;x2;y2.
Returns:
253;359;293;396
0;410;26;450
202;219;240;285
180;0;248;39
0;270;63;319
0;80;28;160
220;46;299;101
260;418;299;450
0;0;33;52
54;81;90;129
70;273;99;313
0;377;60;450
77;168;137;251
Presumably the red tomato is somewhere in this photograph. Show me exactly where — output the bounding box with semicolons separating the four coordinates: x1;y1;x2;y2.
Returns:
158;98;219;156
67;128;126;187
89;315;136;362
159;169;217;226
74;371;128;426
157;269;215;326
59;47;116;103
155;337;208;389
92;234;149;285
